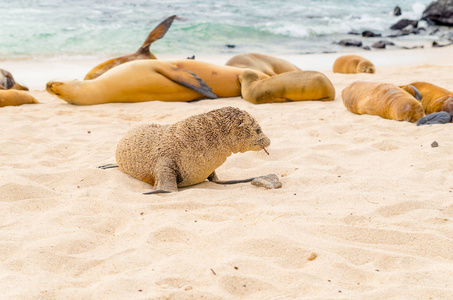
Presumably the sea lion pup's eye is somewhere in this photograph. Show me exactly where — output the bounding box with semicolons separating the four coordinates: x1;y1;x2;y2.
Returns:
255;128;262;134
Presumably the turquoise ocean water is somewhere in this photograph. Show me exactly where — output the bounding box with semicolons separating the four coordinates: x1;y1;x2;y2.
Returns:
0;0;437;59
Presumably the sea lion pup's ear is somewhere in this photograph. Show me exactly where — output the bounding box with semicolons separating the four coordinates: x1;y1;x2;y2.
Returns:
138;15;177;57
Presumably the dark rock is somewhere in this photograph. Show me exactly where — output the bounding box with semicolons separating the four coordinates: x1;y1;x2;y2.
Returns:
401;45;424;49
431;141;439;147
371;40;395;49
226;44;236;48
433;41;453;47
251;174;282;189
362;46;371;50
394;6;402;16
390;19;419;30
186;55;195;59
348;31;361;35
338;39;363;47
362;30;382;37
402;25;421;35
422;0;453;26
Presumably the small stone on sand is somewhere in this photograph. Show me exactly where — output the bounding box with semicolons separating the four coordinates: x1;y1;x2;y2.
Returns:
251;174;282;189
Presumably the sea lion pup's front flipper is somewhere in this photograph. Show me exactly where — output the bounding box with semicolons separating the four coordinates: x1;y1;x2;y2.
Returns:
137;15;177;56
400;84;422;101
97;164;119;169
207;171;255;185
157;65;217;99
417;111;452;125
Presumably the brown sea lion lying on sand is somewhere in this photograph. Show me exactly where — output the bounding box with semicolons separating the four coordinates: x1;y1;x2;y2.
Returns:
399;82;453;115
46;59;269;105
239;70;335;104
342;81;425;122
333;55;375;74
226;53;300;76
0;90;38;107
0;69;28;90
84;15;177;80
99;107;271;194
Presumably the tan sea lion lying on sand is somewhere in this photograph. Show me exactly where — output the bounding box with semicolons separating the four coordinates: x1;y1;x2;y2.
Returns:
46;59;269;105
239;70;335;104
333;55;375;74
0;90;38;107
0;69;29;90
99;107;271;194
226;53;300;76
342;81;425;122
399;82;453;115
84;15;177;80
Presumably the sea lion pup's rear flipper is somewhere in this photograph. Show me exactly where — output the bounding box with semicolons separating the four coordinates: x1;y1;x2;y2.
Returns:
143;159;179;195
97;163;119;169
156;66;217;99
417;111;452;126
400;84;422;101
138;15;177;55
207;171;255;185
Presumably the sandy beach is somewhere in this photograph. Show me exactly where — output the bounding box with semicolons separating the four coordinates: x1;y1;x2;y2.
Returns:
1;47;453;299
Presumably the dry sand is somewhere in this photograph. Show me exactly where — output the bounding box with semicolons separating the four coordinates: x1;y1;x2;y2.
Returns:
1;47;453;299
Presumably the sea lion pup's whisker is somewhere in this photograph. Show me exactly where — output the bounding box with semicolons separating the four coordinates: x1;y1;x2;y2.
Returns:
97;164;119;169
143;190;172;195
263;147;269;155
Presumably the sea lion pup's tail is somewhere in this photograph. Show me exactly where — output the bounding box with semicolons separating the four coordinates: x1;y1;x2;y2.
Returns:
137;15;177;58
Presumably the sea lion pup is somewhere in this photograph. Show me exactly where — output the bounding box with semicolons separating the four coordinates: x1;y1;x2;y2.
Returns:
332;55;375;74
399;82;453;115
46;59;269;105
84;15;177;80
0;90;39;107
342;81;425;122
107;107;271;194
226;53;300;76
0;69;29;90
239;70;335;104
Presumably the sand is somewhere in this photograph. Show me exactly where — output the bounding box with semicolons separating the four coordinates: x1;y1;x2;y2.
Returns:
1;47;453;299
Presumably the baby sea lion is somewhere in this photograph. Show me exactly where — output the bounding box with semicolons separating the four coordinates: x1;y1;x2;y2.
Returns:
0;90;38;107
399;82;453;115
84;15;177;80
342;81;425;122
46;59;268;105
0;69;29;90
333;55;375;74
239;70;335;104
226;53;300;76
107;107;271;194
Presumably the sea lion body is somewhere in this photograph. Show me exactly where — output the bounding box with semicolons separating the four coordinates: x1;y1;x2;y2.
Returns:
239;70;335;104
333;55;375;74
0;90;38;107
342;81;425;122
46;59;268;105
400;82;453;115
0;69;28;90
84;15;176;80
226;53;300;76
115;107;271;192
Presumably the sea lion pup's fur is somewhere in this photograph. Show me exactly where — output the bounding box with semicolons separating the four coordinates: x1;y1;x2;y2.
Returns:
46;59;269;105
84;15;177;80
226;53;300;76
239;70;335;104
333;55;375;74
342;81;425;122
399;82;453;115
114;107;271;194
0;90;39;107
0;69;29;90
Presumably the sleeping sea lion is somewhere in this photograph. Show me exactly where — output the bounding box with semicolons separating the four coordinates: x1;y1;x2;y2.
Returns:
0;69;29;90
102;107;271;194
342;81;425;122
239;70;335;104
399;82;453;115
333;55;375;74
84;15;177;80
46;59;269;105
0;90;38;107
226;53;300;76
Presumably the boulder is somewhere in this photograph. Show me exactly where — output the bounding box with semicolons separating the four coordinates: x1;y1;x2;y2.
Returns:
394;6;402;16
337;39;363;47
362;30;382;37
422;0;453;26
390;19;419;30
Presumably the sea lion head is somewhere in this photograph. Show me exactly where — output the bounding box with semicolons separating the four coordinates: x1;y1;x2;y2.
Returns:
218;107;270;154
46;80;81;104
357;61;375;74
441;96;453;119
401;102;425;123
0;69;28;90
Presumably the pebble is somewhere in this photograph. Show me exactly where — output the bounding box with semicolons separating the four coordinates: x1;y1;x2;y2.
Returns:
251;174;282;189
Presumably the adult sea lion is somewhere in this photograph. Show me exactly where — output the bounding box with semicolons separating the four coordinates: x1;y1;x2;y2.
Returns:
0;69;29;90
239;70;335;104
226;53;300;76
399;82;453;115
0;90;38;107
84;15;177;80
333;55;375;74
342;81;424;122
101;107;271;194
46;59;269;105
